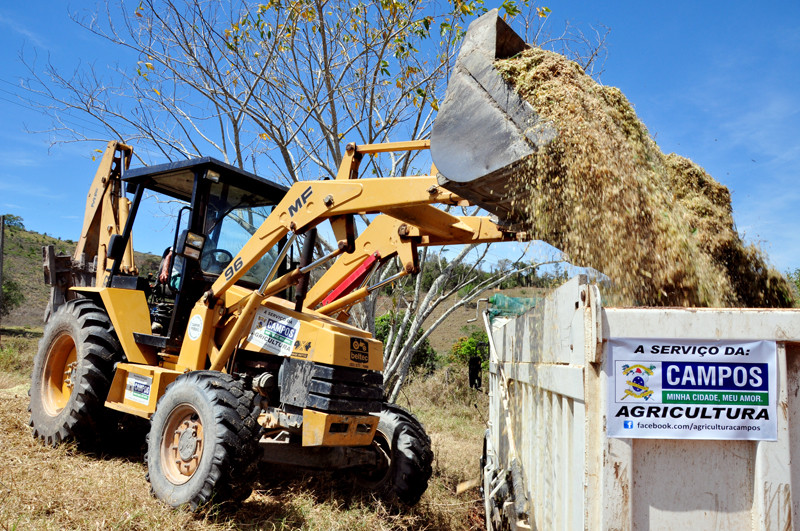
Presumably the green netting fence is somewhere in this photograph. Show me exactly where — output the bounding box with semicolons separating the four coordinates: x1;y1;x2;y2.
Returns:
488;293;540;320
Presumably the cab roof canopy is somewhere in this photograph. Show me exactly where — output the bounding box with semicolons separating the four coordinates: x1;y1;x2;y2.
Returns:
123;157;288;205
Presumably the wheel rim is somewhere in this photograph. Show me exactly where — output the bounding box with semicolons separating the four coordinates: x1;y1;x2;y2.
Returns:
41;333;79;416
358;429;392;487
161;404;205;485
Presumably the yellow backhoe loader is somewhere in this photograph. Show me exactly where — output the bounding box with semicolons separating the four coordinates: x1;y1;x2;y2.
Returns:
30;10;548;509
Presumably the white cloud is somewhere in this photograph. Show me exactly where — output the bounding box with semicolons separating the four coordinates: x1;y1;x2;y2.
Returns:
717;93;800;162
0;178;64;200
0;150;43;167
0;12;49;50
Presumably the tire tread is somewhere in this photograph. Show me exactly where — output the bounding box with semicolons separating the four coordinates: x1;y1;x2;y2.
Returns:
146;371;261;509
29;300;121;448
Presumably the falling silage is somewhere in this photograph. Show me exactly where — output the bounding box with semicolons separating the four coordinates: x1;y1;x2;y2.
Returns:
496;48;792;308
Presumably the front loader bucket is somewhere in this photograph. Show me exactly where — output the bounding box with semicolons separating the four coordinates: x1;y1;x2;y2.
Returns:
431;9;555;224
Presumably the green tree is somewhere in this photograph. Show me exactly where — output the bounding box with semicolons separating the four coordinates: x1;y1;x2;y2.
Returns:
2;215;24;230
787;268;800;301
449;327;488;366
1;278;25;317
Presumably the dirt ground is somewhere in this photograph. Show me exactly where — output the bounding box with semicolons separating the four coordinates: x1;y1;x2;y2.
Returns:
0;322;494;530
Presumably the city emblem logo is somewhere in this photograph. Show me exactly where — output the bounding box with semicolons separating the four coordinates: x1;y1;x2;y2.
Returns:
620;364;657;400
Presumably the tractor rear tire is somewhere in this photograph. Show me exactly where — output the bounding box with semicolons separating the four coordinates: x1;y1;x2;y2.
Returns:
146;371;261;509
356;404;433;505
28;299;121;448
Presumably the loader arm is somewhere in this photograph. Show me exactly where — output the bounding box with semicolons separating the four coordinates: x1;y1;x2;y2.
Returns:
305;213;520;315
43;140;136;320
182;207;525;373
204;175;465;298
175;141;516;374
177;181;464;372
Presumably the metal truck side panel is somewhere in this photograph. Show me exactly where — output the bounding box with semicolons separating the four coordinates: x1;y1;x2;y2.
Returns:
486;276;800;530
487;276;589;529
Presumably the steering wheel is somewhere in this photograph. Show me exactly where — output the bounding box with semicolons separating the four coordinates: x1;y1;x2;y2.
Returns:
200;248;234;274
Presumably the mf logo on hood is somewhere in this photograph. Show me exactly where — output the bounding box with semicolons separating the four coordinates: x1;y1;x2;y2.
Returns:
288;186;313;217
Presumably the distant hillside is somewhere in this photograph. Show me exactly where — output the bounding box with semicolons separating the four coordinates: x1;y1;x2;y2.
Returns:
1;224;538;356
1;224;160;327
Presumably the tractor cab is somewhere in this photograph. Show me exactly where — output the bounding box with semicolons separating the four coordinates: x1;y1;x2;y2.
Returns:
115;158;289;348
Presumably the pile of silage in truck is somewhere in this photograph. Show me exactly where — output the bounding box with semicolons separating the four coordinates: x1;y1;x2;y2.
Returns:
496;47;793;308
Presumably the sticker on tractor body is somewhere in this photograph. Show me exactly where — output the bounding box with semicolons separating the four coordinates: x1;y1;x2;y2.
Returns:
349;337;369;364
292;339;314;359
187;314;203;341
607;338;777;441
247;307;300;357
125;373;153;406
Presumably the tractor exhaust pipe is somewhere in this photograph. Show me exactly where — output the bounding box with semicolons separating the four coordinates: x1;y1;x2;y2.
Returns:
431;9;555;224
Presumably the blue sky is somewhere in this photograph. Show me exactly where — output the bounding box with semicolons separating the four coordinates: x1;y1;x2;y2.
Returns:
1;2;799;272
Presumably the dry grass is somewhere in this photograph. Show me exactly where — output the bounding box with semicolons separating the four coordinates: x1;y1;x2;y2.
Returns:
0;391;202;530
497;48;793;308
0;337;487;530
0;329;40;389
399;366;488;485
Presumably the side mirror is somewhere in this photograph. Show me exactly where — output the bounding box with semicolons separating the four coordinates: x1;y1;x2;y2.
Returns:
108;234;125;261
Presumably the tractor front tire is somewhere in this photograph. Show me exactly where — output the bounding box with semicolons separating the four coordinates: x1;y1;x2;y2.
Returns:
357;404;433;505
146;371;260;509
29;299;120;448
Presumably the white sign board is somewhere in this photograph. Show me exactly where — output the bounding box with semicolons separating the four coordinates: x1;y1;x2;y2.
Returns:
607;338;777;440
125;373;153;406
247;307;300;357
